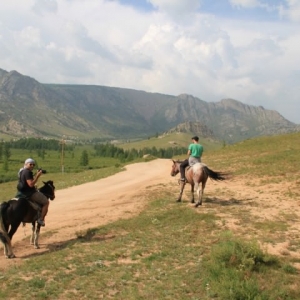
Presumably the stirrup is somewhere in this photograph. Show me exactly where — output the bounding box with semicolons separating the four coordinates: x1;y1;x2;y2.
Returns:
178;178;186;184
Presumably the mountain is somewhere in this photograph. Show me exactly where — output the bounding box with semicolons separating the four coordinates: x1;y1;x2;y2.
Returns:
0;68;299;143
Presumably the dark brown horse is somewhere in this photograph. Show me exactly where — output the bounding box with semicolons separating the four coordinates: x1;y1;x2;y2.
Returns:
0;180;55;258
170;160;228;207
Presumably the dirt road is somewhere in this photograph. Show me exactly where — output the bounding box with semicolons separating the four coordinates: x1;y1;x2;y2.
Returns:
0;159;174;269
1;158;300;270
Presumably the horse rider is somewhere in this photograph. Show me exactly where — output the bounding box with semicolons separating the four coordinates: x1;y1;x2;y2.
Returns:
16;158;49;226
180;136;204;181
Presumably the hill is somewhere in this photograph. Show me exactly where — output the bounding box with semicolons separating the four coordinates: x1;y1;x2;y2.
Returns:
118;127;222;152
0;68;299;143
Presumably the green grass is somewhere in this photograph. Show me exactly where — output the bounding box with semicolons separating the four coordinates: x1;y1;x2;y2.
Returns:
0;144;131;201
1;131;300;299
118;131;222;151
1;197;299;299
204;132;300;175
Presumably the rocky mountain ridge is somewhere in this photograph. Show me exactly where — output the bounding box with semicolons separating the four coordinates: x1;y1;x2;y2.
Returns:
0;68;299;143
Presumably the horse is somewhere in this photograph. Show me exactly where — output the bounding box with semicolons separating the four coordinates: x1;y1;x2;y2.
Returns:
170;160;228;207
0;180;55;258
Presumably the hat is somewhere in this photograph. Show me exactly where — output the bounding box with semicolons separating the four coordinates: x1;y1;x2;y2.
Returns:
191;136;199;141
25;158;35;164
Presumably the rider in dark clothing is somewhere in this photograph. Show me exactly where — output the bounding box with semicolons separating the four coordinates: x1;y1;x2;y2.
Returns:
16;158;49;226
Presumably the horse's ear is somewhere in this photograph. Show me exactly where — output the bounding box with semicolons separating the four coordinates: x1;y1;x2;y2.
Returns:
42;181;46;185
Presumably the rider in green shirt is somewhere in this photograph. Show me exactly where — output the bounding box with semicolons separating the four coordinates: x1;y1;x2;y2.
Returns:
180;136;203;181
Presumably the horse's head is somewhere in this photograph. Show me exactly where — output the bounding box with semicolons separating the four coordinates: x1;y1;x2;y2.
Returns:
39;180;56;200
170;159;180;177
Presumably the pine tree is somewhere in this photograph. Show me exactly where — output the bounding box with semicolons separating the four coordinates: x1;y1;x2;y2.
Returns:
80;150;89;166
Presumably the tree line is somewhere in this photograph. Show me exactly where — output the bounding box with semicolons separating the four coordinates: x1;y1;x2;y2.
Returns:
3;138;186;160
8;138;75;151
93;144;186;160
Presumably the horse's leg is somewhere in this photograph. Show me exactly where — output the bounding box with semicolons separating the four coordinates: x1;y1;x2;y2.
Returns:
190;183;195;203
195;179;207;208
0;232;10;258
176;181;185;202
31;222;41;249
0;231;15;259
30;222;35;245
0;209;15;258
3;242;9;258
2;240;10;258
195;186;202;207
5;222;23;258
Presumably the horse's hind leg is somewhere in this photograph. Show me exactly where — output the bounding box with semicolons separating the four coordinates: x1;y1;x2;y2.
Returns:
195;181;206;208
0;232;9;257
195;189;203;207
5;223;21;258
0;232;15;258
190;184;195;204
4;243;16;258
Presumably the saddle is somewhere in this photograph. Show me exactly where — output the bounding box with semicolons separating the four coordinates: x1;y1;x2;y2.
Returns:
179;163;204;185
12;197;42;223
27;200;42;212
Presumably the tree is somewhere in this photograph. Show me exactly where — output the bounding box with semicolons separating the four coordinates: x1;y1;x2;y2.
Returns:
3;143;11;160
0;143;3;161
80;150;89;166
2;158;8;171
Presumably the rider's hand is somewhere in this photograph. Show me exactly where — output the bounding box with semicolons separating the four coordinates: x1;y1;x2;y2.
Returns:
36;169;43;177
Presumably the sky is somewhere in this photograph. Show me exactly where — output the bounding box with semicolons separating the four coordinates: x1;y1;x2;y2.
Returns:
0;0;299;124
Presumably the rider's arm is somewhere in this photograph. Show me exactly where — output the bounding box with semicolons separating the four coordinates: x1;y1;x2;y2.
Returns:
26;170;43;187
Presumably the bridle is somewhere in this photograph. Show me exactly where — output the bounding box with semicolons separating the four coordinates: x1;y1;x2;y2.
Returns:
39;182;55;200
171;161;180;176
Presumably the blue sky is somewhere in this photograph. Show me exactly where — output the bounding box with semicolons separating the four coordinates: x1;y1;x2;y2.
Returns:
120;0;287;20
0;0;299;123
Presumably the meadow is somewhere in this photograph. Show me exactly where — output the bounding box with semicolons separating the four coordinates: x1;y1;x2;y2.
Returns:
0;132;300;299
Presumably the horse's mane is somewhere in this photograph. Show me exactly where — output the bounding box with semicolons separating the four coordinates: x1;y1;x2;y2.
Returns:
174;160;207;167
174;160;184;164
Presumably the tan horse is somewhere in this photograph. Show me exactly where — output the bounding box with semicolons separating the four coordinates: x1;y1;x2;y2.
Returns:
170;160;228;207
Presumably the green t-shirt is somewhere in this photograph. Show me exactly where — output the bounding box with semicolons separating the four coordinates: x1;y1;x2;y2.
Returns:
188;143;203;158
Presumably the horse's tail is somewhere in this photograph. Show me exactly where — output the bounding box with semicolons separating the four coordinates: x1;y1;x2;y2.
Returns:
0;202;10;243
203;166;229;182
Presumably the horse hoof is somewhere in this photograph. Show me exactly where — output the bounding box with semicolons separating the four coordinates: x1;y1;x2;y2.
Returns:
6;254;16;259
34;245;40;249
176;199;182;202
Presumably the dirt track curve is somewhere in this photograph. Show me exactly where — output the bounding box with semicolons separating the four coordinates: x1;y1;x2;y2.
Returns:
1;158;300;271
0;159;174;270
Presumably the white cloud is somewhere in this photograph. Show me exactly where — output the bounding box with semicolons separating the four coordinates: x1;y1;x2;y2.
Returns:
279;0;300;22
0;0;299;124
17;26;42;48
32;0;58;15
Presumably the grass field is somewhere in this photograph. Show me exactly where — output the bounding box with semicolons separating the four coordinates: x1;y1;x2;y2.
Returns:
0;131;300;299
118;131;222;151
